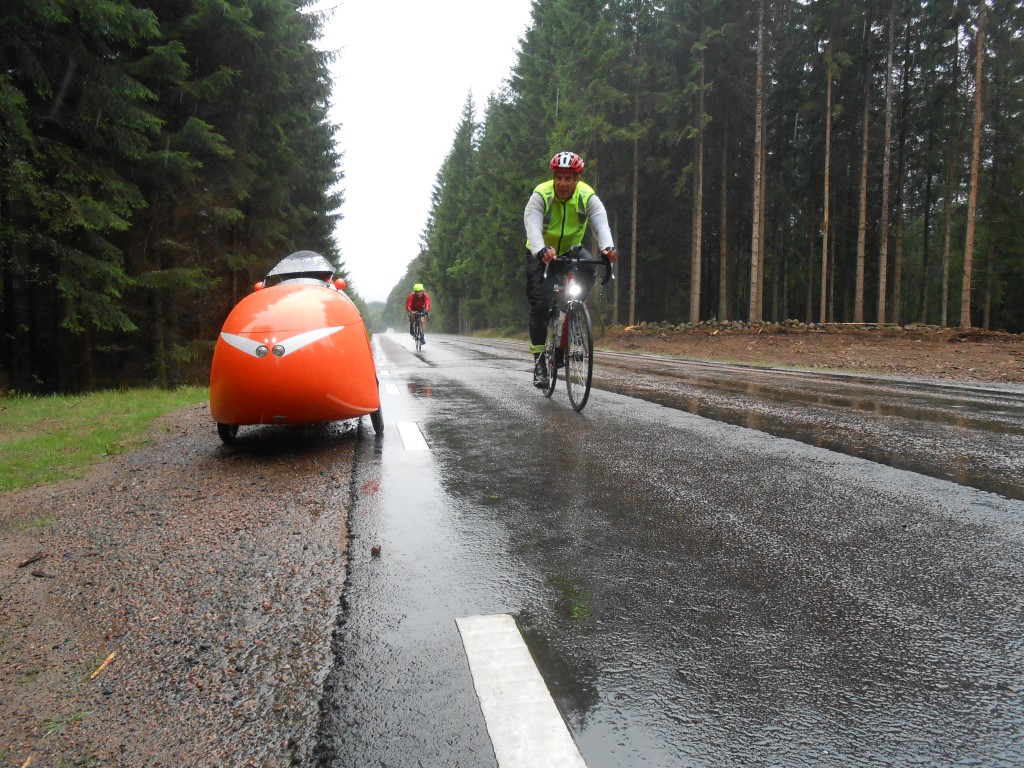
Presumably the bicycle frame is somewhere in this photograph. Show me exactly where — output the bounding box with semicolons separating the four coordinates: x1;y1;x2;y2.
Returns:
410;310;427;350
541;245;612;412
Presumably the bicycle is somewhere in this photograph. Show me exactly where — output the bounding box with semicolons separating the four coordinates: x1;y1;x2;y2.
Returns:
540;245;613;412
410;310;428;351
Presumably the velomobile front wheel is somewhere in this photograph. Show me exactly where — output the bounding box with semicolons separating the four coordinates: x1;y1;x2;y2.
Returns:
370;407;384;435
217;423;239;444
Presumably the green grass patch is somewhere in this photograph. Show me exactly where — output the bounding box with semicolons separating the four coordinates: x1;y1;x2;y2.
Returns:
0;387;208;493
14;515;56;531
42;709;91;738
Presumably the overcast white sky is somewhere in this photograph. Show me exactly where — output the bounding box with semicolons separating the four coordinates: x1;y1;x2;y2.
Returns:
315;0;535;302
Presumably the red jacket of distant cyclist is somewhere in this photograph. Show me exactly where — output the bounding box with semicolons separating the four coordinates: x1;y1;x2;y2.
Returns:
406;290;430;313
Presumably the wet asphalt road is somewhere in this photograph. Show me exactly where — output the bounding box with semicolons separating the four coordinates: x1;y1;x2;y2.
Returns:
314;333;1024;768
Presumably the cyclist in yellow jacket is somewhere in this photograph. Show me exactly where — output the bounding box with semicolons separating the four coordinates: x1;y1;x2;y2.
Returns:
524;151;618;388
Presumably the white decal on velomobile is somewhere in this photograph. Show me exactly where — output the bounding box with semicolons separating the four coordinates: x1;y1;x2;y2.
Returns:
220;326;346;358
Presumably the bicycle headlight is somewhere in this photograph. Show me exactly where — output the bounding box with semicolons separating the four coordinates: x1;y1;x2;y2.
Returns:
567;282;583;298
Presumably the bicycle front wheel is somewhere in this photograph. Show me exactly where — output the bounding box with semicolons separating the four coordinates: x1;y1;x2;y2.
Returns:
565;303;593;412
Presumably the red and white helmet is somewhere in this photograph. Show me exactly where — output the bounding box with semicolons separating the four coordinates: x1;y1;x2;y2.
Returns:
550;151;584;174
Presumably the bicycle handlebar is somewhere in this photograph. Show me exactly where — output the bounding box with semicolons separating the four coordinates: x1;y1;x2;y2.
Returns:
542;244;614;286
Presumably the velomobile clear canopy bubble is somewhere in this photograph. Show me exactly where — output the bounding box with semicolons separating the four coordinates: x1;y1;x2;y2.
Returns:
267;250;335;278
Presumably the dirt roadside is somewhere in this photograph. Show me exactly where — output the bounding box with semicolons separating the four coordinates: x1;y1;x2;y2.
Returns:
1;405;363;767
594;322;1024;385
2;325;1022;767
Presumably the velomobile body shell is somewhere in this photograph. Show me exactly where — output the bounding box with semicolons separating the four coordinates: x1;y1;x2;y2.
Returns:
209;278;379;428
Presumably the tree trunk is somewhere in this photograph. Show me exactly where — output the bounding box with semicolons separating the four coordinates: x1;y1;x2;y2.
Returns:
718;122;729;321
690;50;705;325
892;48;910;326
628;88;639;327
781;232;789;320
961;0;985;331
894;186;906;325
771;221;779;322
855;79;870;323
829;221;837;323
820;56;833;325
983;238;993;330
806;227;814;322
982;119;1001;332
940;142;955;327
877;4;896;324
920;156;933;323
758;117;767;317
941;26;961;328
749;0;765;323
0;185;13;382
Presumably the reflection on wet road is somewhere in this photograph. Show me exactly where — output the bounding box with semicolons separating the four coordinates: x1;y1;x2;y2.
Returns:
596;351;1024;501
317;333;1024;768
461;338;1024;500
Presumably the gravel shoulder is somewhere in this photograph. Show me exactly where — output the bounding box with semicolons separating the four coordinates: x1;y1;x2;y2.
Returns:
596;323;1024;385
1;403;362;767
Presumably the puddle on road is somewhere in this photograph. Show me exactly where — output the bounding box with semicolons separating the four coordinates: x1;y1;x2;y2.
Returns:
596;365;1024;501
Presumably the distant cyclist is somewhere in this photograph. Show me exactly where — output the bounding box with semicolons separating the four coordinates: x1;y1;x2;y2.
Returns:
406;283;431;343
524;151;618;388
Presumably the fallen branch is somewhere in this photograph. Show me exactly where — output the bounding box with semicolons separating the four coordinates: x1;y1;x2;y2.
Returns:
17;551;48;568
90;651;117;680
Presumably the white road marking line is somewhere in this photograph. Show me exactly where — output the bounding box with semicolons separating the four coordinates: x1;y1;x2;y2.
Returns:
456;614;587;768
379;369;390;376
385;383;400;395
396;422;429;451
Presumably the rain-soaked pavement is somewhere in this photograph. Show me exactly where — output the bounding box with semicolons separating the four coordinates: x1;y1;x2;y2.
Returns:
313;333;1024;767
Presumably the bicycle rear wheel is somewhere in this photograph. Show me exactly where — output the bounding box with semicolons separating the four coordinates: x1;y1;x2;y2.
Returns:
565;303;593;412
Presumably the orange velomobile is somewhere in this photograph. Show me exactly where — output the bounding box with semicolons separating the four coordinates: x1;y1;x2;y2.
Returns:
209;250;383;443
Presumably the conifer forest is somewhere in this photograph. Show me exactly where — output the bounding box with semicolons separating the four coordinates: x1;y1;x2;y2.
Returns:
2;0;1022;393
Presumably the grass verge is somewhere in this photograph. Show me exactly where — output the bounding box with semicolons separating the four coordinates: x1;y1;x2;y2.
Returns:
0;387;208;493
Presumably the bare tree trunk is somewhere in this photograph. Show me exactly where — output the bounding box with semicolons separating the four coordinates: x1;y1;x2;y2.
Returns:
941;143;955;326
829;223;837;322
961;0;985;331
855;80;870;323
820;54;833;324
771;223;779;322
758;117;767;317
749;0;765;323
983;238;993;330
894;185;906;325
781;234;789;320
877;4;896;324
806;228;814;322
920;155;933;323
891;31;912;325
982;126;1000;331
690;49;706;325
629;88;639;327
941;27;961;327
719;122;729;320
